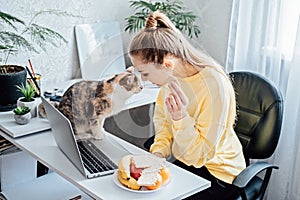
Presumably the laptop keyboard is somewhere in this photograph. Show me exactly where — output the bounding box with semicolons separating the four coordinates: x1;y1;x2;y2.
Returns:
77;140;117;175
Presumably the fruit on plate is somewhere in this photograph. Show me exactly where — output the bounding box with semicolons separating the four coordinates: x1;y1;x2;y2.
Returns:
117;154;170;190
145;173;163;190
130;162;143;180
117;170;141;190
118;155;141;190
159;167;170;182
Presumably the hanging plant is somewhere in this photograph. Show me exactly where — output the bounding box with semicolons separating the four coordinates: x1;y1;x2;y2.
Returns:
0;9;76;65
0;9;77;111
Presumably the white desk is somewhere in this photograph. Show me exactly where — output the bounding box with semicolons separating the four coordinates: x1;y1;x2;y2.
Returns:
0;128;210;200
0;80;210;199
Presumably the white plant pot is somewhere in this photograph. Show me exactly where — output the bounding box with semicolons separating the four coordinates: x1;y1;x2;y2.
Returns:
14;112;32;125
17;98;37;118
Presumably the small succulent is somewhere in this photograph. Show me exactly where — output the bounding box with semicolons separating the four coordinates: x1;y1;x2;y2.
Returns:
16;82;36;102
13;106;30;115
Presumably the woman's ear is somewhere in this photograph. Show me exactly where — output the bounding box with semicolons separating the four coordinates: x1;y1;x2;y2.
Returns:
163;59;174;71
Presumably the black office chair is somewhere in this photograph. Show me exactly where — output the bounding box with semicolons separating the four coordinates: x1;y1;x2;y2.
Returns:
144;71;283;200
228;71;283;200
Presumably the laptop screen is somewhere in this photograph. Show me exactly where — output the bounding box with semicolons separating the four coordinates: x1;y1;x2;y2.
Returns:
41;97;86;176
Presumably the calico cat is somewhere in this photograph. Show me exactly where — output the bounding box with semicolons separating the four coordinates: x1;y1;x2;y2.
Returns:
39;67;142;140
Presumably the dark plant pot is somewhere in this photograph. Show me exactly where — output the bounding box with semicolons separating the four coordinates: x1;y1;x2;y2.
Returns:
0;65;27;111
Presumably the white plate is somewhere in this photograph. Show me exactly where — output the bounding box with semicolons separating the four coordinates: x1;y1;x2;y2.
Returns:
113;171;171;193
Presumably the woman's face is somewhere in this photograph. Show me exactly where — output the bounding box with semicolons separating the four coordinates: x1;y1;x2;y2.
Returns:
131;56;171;86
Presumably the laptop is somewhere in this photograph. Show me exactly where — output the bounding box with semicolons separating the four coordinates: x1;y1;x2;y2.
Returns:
41;96;127;179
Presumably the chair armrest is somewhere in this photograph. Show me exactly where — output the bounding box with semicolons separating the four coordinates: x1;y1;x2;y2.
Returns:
143;135;154;150
232;162;279;188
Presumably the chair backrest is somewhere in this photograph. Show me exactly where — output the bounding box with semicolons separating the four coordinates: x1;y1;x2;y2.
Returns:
230;71;283;164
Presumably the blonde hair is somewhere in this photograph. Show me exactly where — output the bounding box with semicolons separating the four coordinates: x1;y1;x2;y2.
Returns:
129;11;237;126
129;11;225;75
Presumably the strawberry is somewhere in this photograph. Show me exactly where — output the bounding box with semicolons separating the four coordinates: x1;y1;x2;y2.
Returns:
130;162;144;180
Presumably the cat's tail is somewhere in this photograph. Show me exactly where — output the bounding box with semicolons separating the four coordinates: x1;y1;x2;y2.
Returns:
38;101;60;118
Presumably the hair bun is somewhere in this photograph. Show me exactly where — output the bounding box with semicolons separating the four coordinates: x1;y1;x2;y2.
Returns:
145;13;158;30
145;11;177;32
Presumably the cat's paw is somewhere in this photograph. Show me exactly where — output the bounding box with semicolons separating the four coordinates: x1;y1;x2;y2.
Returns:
93;134;104;140
93;130;108;140
93;132;106;140
75;133;92;140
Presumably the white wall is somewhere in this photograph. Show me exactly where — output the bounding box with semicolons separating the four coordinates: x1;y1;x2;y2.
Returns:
1;0;232;86
185;0;233;66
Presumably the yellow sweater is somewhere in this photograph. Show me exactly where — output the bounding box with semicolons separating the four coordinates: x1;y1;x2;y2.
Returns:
150;67;246;184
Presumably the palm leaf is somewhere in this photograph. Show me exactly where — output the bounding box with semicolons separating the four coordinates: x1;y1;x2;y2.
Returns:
129;1;157;12
125;0;201;38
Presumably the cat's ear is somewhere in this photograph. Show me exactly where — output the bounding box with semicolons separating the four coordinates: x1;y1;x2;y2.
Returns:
127;74;135;85
126;66;134;73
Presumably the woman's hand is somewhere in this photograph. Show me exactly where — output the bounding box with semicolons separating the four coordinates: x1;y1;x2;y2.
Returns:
153;152;164;158
165;80;189;121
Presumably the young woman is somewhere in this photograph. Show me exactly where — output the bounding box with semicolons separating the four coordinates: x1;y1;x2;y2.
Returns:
128;11;246;199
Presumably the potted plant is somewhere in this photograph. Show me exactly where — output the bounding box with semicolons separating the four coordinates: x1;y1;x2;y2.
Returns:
0;10;68;111
13;106;31;125
124;0;201;38
0;65;27;111
16;82;37;118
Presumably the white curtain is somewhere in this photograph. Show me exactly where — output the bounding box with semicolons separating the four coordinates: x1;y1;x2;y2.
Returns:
226;0;300;199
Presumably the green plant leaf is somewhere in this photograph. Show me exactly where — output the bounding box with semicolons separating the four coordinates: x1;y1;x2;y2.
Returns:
0;11;25;31
16;82;36;102
129;0;157;12
13;106;30;115
125;0;201;38
0;31;37;52
24;24;67;51
0;9;76;63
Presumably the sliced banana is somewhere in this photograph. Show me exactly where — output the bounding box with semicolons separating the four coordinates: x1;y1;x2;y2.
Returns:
117;170;141;190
